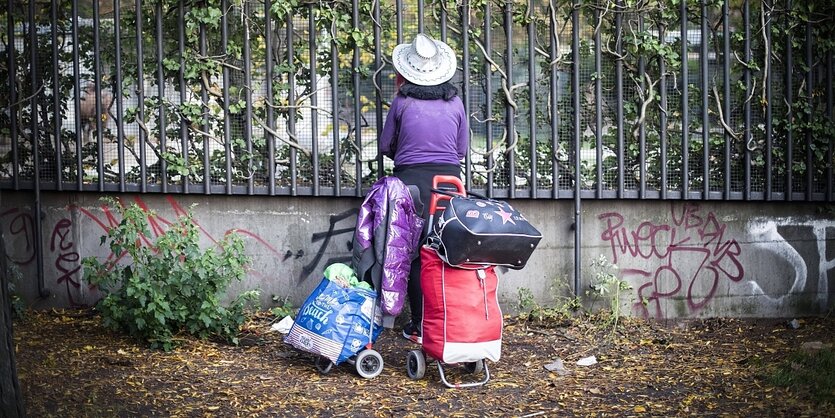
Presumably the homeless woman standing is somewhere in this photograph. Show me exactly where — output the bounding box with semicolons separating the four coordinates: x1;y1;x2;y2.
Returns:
378;33;469;344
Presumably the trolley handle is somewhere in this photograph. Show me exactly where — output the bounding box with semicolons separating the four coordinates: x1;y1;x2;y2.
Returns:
428;175;465;216
431;188;490;201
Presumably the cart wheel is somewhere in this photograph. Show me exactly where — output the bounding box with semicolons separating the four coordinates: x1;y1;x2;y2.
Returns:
406;349;426;380
314;356;334;374
465;359;484;374
355;349;384;379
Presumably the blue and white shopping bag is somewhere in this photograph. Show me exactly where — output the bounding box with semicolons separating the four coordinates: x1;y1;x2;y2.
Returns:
284;277;382;365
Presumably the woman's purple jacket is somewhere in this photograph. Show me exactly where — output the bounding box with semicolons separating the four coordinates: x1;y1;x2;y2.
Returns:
352;176;424;318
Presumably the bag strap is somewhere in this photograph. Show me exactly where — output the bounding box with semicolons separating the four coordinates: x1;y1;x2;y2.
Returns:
426;232;497;271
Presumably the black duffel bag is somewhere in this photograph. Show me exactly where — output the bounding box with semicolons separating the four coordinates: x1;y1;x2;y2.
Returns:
428;191;542;269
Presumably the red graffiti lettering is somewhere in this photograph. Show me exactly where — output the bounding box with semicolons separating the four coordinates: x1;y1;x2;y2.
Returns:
74;196;285;284
599;203;745;319
50;218;90;307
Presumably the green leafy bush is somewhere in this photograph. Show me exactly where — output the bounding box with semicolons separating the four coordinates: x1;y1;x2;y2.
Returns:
83;198;258;350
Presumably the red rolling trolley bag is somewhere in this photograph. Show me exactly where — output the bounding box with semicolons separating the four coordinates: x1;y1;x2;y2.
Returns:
405;175;502;388
419;246;502;365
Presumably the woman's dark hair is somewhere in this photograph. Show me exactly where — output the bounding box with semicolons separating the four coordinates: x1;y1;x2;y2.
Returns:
398;81;458;101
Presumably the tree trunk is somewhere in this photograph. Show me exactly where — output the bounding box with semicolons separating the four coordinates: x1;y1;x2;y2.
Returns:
0;191;25;417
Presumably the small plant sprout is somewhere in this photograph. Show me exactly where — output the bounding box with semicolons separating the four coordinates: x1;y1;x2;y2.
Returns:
589;254;631;337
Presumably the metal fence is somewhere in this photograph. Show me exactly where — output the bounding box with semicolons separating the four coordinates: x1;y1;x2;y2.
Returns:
1;0;833;201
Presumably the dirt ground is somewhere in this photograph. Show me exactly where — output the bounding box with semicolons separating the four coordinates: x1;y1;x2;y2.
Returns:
11;310;835;417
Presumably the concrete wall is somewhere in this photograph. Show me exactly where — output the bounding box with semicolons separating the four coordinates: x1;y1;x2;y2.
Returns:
2;191;833;319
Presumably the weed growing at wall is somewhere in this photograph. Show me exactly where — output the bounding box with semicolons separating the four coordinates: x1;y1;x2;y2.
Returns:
269;294;295;319
588;254;631;336
83;198;259;351
516;278;582;325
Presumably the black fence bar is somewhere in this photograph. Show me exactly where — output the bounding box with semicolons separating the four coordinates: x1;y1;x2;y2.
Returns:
594;7;602;198
115;0;126;192
417;0;424;34
0;0;832;202
504;2;515;199
200;23;211;195
637;15;646;198
743;0;751;200
680;0;689;200
6;0;17;190
700;2;709;198
135;0;147;192
265;1;275;196
371;2;385;178
243;2;254;195
615;2;624;198
310;5;320;196
221;0;232;195
93;0;105;192
71;1;82;191
765;0;773;200
805;21;813;201
549;2;558;199
722;1;731;198
439;0;447;41
287;15;297;196
828;49;833;201
331;34;341;196
396;0;403;43
528;0;537;198
27;0;39;189
373;0;383;178
572;3;580;193
785;0;793;201
178;1;188;194
352;0;362;197
484;3;494;198
155;2;167;193
50;0;62;190
658;24;668;200
461;1;471;190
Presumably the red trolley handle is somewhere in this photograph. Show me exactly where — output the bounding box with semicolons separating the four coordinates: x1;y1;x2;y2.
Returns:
428;175;465;216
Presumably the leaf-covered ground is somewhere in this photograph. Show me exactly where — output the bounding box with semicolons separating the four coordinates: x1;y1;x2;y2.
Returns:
13;310;835;417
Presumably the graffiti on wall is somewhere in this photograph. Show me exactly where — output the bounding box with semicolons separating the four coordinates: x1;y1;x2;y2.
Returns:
2;196;293;306
598;203;835;319
50;218;84;306
302;208;357;278
598;203;745;318
1;195;366;305
747;219;834;312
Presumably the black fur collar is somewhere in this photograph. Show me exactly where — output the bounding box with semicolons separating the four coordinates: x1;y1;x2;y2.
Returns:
398;82;458;101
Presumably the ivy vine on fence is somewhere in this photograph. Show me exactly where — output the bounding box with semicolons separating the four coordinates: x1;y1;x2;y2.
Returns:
0;0;832;198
